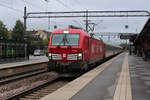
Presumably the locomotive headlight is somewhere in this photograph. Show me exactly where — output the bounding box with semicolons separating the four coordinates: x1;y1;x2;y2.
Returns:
78;53;82;60
63;30;69;34
78;53;82;57
48;53;52;60
49;53;52;57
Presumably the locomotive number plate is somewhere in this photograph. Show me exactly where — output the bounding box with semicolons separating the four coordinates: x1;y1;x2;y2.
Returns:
63;54;66;57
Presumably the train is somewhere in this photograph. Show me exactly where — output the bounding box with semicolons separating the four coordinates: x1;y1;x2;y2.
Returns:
47;28;122;75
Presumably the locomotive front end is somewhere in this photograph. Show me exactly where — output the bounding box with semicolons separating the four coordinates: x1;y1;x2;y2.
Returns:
48;29;83;73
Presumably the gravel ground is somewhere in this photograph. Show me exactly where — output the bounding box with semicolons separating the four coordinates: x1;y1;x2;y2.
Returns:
0;72;58;100
21;80;70;100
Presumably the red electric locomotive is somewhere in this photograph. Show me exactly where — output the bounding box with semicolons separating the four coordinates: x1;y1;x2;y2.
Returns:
47;28;105;74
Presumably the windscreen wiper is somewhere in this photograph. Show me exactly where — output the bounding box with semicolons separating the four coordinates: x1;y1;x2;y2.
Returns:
58;35;65;47
64;35;71;47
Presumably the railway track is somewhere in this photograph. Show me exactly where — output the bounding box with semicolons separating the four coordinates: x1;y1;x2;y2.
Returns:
14;54;119;100
18;78;73;100
0;61;48;83
0;60;74;100
0;69;46;86
0;54;120;100
0;71;59;100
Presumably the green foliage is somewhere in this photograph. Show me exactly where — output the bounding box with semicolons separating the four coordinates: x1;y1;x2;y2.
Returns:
27;33;49;54
44;0;49;2
11;20;25;40
16;30;50;54
47;32;51;41
120;43;130;50
0;21;8;40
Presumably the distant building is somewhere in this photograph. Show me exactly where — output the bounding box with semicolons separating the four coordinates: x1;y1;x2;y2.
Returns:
8;29;13;34
33;30;50;40
8;29;51;40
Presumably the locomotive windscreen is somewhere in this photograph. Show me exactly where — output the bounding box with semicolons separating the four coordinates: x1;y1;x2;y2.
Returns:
52;34;80;46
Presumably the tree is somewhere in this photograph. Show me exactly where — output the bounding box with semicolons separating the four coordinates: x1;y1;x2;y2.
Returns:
11;20;25;40
0;21;8;40
44;0;49;2
47;32;51;41
120;43;130;50
22;30;50;55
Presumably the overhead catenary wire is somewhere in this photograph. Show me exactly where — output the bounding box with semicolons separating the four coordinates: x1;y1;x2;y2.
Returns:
66;0;85;28
55;0;74;11
73;20;83;27
0;2;23;13
21;0;45;11
72;0;88;10
55;0;84;28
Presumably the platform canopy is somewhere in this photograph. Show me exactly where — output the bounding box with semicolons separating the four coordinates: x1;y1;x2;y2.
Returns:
136;18;150;41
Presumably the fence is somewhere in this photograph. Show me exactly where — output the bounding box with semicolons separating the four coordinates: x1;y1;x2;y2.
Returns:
0;39;29;63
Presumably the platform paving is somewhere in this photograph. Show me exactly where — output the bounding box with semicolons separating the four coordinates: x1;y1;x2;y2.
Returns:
71;54;125;100
41;53;150;100
40;53;122;100
129;55;150;100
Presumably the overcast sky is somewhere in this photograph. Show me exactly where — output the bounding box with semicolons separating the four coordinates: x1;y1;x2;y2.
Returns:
0;0;150;44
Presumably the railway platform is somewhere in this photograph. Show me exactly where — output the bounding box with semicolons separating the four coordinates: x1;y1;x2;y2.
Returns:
41;53;150;100
0;56;48;79
0;56;48;69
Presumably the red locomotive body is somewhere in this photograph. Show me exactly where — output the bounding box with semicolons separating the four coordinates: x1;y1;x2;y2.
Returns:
48;29;105;73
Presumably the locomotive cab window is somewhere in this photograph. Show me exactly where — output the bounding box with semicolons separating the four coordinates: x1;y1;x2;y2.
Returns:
52;34;80;46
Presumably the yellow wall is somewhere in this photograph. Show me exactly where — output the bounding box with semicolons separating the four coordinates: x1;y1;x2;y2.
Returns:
35;30;48;40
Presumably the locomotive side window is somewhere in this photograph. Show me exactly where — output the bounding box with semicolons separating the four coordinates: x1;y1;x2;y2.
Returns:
87;38;89;47
52;34;80;46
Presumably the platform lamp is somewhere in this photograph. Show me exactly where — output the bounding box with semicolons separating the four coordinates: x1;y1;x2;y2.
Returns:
54;25;57;29
125;24;129;53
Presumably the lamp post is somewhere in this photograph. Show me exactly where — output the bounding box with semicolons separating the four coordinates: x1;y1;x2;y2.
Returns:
125;25;129;52
24;6;29;60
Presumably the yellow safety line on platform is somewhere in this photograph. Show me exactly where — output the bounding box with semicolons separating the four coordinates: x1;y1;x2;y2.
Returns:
113;53;132;100
40;54;122;100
